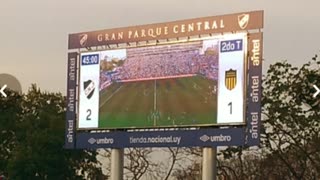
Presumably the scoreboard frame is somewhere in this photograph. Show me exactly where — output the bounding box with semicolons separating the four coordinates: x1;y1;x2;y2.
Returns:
65;10;263;149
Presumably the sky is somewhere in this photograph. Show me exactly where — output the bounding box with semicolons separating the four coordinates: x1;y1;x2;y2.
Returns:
0;0;319;93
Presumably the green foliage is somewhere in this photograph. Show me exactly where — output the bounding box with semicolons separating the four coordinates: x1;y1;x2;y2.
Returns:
219;53;320;179
261;53;320;179
0;85;105;179
0;90;23;177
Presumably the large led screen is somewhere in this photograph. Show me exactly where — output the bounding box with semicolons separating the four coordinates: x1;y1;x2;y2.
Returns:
78;33;247;129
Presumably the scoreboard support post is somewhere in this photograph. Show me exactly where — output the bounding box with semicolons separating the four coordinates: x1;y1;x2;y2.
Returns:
202;147;217;180
111;148;124;180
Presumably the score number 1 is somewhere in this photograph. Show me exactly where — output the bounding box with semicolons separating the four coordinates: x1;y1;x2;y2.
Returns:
228;102;232;114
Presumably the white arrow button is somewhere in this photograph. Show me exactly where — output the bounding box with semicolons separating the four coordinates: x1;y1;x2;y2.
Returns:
313;85;320;98
0;84;7;97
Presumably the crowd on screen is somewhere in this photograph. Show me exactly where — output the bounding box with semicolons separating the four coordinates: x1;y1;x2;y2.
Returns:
100;42;218;90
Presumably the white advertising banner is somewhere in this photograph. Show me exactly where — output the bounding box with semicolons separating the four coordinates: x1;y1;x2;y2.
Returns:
78;52;100;128
217;33;246;124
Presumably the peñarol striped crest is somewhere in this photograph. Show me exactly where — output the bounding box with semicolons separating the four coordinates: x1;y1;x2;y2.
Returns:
225;69;237;90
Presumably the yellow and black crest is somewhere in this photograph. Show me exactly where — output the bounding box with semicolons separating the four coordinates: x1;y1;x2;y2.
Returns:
225;69;237;90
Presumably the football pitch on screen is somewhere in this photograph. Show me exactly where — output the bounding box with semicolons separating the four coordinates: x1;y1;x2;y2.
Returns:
98;76;217;129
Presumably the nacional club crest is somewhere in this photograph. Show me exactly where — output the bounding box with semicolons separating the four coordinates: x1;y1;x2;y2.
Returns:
225;69;237;91
79;34;88;47
238;14;250;29
83;80;95;99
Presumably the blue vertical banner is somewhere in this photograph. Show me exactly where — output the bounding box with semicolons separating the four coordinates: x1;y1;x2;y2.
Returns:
65;52;78;149
246;33;263;146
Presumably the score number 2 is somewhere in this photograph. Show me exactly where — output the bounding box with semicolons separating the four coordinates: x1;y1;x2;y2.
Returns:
86;109;92;120
228;102;232;114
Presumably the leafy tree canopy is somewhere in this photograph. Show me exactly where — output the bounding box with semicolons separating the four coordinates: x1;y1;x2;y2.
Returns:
0;85;105;180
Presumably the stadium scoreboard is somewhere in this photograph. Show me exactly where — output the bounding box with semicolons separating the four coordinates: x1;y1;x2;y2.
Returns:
78;34;247;129
66;10;263;148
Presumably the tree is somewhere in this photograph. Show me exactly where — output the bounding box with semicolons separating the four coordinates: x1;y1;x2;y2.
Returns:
218;53;320;179
0;90;23;178
171;162;201;180
121;147;201;180
124;148;155;180
0;85;105;179
261;53;320;179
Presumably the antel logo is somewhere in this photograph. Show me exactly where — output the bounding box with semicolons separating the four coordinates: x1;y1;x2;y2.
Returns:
83;80;95;99
238;14;250;29
79;34;88;47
